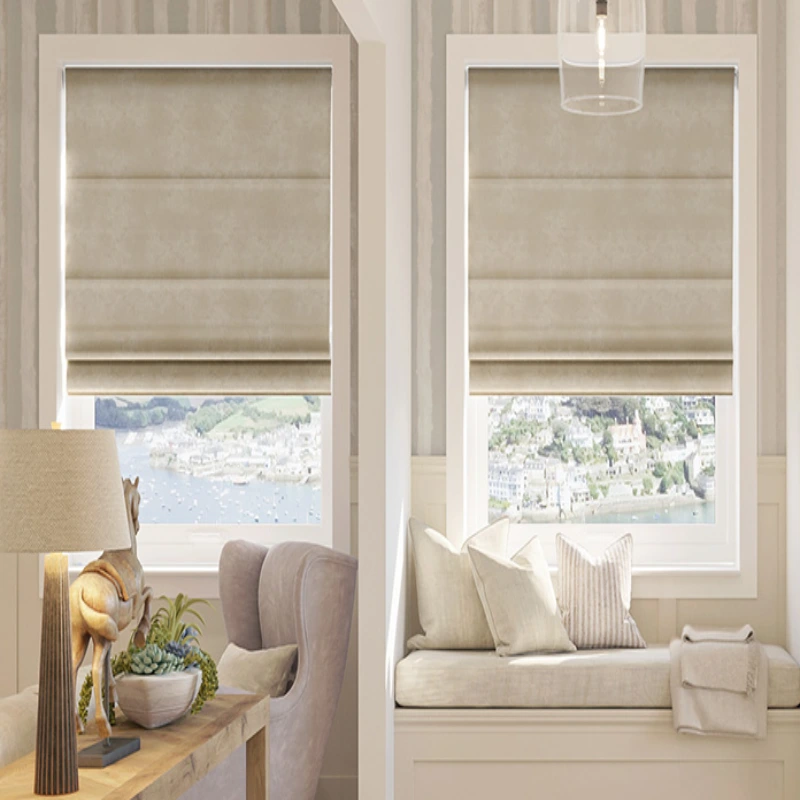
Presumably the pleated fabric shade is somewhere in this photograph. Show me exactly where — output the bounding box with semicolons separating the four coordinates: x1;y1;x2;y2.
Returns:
0;430;130;553
65;67;332;395
468;67;735;395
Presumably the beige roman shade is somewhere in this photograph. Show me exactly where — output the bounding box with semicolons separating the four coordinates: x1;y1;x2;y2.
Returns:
65;68;332;394
468;68;735;395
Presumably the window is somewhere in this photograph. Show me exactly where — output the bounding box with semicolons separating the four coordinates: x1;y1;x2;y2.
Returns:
97;396;323;527
66;394;332;576
486;396;718;525
447;36;758;598
470;394;736;573
39;37;352;597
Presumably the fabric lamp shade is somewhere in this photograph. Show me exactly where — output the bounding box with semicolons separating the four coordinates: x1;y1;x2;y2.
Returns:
0;430;131;553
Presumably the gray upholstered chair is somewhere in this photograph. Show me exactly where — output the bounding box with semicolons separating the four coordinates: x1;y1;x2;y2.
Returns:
182;540;357;800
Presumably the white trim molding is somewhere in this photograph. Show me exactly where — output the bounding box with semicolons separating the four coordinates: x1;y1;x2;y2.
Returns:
445;34;759;599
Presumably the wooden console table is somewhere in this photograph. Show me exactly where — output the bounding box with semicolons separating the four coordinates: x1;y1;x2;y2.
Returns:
0;693;269;799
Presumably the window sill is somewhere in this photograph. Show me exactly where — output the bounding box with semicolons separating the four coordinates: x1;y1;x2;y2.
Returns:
65;566;222;600
629;566;755;600
545;563;755;600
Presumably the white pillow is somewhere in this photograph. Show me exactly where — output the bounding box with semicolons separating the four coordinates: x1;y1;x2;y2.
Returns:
217;642;298;697
556;533;646;649
408;517;509;650
468;537;575;656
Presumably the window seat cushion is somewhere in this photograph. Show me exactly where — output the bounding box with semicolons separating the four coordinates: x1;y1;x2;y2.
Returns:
395;645;800;709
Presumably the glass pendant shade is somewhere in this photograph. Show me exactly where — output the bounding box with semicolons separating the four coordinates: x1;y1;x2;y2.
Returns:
558;0;646;115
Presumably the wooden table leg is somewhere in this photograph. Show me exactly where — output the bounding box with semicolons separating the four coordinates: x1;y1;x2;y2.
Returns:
246;726;268;800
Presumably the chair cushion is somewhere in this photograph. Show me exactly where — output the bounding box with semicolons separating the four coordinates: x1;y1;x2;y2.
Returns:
217;643;297;697
395;645;800;709
0;686;38;769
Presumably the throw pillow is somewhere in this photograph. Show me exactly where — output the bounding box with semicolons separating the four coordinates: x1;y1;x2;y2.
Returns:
217;642;298;697
468;537;575;656
556;533;646;649
408;517;509;650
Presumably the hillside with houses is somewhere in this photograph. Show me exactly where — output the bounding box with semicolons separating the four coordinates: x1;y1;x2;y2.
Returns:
487;396;716;523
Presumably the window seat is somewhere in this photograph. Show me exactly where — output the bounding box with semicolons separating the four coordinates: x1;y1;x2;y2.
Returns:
395;645;800;709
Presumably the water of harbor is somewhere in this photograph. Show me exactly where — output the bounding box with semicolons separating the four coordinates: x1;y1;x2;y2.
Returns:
116;432;321;526
574;502;715;525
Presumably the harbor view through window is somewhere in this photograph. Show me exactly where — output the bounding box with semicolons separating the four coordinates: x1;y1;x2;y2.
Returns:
95;396;322;526
487;396;716;525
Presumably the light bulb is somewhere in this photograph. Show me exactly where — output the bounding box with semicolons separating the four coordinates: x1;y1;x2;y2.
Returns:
596;0;608;90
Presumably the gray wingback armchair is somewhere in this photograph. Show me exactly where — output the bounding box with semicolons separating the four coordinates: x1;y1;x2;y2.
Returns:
220;540;357;800
183;540;357;800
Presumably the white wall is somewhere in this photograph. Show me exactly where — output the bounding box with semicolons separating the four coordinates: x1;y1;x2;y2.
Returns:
348;2;413;798
784;0;800;660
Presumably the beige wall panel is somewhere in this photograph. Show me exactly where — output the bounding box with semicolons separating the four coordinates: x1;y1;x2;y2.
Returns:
469;69;735;180
74;0;98;33
629;598;659;644
66;68;332;179
67;179;330;280
469;178;733;280
207;0;231;33
0;0;6;428
19;0;38;429
678;504;785;646
0;555;17;695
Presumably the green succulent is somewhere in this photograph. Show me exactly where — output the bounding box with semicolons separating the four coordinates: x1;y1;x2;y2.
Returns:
150;593;210;648
130;643;186;676
77;593;218;728
184;648;219;715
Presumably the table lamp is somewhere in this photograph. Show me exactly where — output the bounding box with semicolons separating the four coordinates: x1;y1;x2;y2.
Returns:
0;429;131;796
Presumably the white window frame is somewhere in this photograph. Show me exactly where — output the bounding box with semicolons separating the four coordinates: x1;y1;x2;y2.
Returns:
446;35;758;599
39;35;352;598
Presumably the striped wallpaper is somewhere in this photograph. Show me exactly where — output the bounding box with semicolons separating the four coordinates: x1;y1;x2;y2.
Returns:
0;0;358;449
412;0;787;457
0;0;787;461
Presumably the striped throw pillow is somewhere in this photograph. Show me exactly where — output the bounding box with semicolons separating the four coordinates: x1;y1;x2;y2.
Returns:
556;533;646;649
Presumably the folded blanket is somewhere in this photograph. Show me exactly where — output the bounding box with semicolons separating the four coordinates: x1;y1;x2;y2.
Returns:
670;639;767;739
682;624;754;644
681;640;759;695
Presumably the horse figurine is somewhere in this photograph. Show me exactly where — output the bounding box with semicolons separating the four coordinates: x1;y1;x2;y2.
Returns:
70;476;153;737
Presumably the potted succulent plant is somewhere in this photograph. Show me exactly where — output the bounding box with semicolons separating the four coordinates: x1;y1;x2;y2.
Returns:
78;594;219;731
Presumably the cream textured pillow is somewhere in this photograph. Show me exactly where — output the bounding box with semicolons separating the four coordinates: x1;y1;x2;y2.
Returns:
556;533;646;649
217;642;298;697
408;517;509;650
468;537;575;656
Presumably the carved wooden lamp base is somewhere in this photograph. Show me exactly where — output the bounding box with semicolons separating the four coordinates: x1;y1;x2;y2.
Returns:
35;553;79;796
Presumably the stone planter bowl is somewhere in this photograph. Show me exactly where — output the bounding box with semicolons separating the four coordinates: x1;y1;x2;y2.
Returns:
115;668;202;729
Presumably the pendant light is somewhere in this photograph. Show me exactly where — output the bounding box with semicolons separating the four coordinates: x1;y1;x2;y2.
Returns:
558;0;646;115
